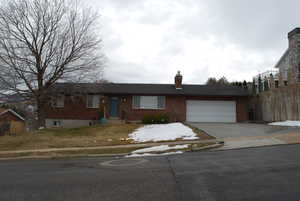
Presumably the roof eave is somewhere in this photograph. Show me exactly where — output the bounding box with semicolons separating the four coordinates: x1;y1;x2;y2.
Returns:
0;109;25;121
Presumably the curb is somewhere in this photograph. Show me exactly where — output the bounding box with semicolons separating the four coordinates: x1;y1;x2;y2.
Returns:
210;141;300;152
0;140;222;161
0;153;128;161
191;142;224;151
0;139;220;155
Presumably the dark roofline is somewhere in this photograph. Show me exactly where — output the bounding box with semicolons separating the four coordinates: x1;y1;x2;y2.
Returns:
51;83;249;97
288;27;300;38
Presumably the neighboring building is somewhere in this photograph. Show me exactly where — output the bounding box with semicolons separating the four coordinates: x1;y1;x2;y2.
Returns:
0;108;25;135
0;93;27;104
275;28;300;86
45;72;249;128
253;70;279;94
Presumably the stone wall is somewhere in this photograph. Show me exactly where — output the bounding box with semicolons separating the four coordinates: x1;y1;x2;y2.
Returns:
250;84;300;122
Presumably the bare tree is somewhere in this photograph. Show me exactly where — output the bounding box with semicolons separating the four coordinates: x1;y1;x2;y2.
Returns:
0;0;104;127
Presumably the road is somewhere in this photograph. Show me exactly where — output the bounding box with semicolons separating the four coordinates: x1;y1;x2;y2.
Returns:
1;145;300;201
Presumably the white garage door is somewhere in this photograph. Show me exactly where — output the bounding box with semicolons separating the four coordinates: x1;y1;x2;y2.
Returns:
186;100;236;122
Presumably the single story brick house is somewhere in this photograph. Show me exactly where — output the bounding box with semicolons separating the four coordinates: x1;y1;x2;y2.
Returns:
45;72;249;128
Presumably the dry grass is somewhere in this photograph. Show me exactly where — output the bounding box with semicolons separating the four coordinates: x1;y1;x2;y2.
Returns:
0;123;214;152
0;124;142;151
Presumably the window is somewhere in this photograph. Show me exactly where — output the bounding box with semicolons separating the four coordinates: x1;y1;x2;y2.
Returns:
132;96;165;109
53;120;62;127
86;95;100;108
275;80;279;88
52;95;64;108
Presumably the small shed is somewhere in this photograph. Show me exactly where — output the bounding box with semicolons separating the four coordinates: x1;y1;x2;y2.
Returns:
0;108;25;135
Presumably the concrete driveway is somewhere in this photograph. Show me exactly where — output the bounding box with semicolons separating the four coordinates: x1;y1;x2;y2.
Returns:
188;122;300;138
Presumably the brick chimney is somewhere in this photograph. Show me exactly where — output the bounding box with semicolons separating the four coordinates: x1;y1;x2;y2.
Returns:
175;71;183;89
288;28;300;84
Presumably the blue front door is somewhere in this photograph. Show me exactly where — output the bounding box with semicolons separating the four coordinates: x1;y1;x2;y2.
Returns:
110;97;119;117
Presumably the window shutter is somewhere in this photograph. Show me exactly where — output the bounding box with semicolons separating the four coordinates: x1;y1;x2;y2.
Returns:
157;96;165;109
133;96;140;109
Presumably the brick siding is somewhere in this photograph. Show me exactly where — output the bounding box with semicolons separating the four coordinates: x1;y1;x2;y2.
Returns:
45;95;249;122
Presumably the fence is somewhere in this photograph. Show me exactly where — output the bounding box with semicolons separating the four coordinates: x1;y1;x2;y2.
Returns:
250;83;300;122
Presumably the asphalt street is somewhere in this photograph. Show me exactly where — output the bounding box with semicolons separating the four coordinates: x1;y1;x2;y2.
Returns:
1;145;300;201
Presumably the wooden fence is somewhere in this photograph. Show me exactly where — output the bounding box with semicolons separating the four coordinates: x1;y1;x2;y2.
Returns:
250;84;300;122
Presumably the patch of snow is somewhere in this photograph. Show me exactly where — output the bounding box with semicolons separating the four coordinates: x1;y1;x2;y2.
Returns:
129;123;198;142
132;144;189;154
125;151;183;158
269;121;300;127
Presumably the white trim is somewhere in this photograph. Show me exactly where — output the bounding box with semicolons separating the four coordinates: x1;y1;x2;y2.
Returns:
132;96;166;110
86;95;100;108
0;109;25;121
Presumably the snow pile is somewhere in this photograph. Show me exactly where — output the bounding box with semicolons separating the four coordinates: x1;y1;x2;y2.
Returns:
129;123;198;142
132;144;189;154
269;121;300;127
126;151;183;158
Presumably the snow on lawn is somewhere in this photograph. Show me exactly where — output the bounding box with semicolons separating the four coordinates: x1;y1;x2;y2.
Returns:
269;121;300;127
126;151;183;158
128;123;198;142
132;144;189;154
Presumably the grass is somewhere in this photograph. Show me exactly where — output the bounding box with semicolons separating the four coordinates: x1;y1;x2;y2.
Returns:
0;124;142;151
0;123;215;153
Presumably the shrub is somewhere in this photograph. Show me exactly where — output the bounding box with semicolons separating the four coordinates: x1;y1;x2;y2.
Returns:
142;114;169;124
99;111;105;119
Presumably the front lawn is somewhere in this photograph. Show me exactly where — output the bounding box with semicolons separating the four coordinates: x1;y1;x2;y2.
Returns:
0;124;141;151
0;123;213;152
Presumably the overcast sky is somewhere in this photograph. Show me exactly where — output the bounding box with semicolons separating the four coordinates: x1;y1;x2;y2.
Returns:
87;0;300;84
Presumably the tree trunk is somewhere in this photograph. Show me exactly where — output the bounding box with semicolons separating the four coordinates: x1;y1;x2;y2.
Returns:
36;96;46;129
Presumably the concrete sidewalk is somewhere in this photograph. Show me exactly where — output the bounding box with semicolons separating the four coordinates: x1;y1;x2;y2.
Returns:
216;132;300;150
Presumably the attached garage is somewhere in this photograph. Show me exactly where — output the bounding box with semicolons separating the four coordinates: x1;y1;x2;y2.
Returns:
186;100;236;123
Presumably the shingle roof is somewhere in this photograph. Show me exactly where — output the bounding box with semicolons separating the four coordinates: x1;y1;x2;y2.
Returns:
0;109;25;121
51;83;249;97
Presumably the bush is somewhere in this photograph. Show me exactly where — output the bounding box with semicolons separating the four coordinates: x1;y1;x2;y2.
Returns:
142;114;169;124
